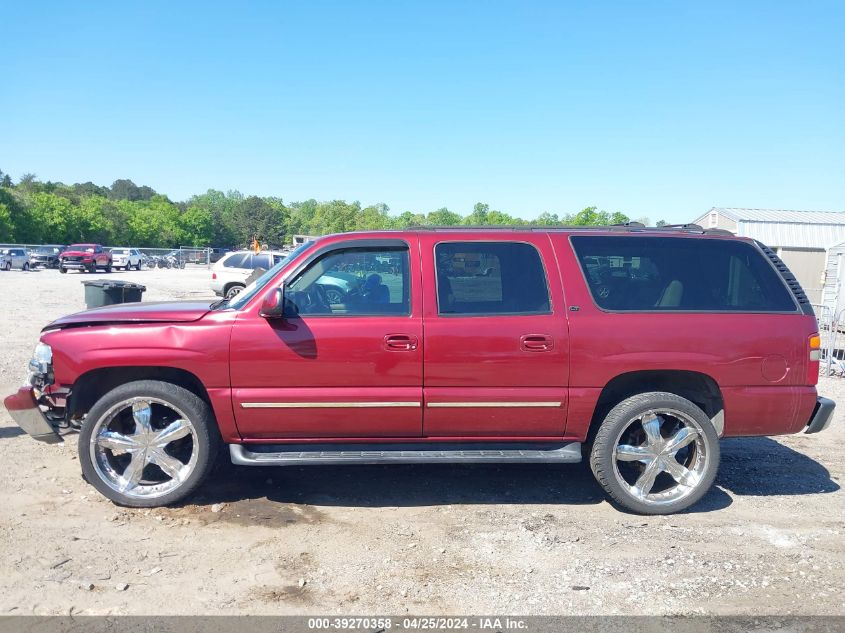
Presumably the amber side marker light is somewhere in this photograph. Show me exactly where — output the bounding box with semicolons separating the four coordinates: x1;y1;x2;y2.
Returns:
810;334;821;361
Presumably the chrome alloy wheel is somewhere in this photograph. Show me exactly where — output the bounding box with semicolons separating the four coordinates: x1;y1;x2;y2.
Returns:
89;398;198;500
611;408;709;507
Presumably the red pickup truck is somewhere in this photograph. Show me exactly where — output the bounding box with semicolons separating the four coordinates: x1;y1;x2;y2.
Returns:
3;227;835;514
59;243;113;273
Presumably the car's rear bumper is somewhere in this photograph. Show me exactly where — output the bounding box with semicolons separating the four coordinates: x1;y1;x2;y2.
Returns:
3;387;63;443
805;397;835;434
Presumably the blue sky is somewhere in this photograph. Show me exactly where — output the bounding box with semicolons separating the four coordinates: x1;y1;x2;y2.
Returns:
2;1;843;223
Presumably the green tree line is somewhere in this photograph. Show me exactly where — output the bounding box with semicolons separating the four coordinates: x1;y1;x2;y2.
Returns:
0;169;658;248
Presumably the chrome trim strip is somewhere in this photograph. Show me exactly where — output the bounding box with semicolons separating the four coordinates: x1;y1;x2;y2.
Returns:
426;401;562;408
241;401;421;409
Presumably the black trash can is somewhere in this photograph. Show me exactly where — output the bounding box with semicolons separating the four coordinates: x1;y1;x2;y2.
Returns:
82;280;147;309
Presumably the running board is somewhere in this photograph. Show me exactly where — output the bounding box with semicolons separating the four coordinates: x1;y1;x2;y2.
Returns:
230;441;582;466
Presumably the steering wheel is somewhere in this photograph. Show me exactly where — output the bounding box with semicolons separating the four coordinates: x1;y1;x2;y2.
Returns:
312;284;331;312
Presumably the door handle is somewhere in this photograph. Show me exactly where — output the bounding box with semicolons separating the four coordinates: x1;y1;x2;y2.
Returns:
520;334;554;352
384;334;419;351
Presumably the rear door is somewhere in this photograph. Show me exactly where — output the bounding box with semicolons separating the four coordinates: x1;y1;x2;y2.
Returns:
420;232;570;437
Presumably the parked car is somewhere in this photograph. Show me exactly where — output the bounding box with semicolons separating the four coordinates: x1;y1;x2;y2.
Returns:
210;250;360;302
4;227;834;514
110;248;143;271
29;245;66;269
210;250;288;299
59;243;112;273
209;247;231;263
1;247;31;271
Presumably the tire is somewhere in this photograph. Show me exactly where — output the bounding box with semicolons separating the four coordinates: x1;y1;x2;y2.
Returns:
589;391;719;515
4;262;10;271
60;267;67;274
105;264;112;273
78;380;220;508
23;262;29;271
225;284;244;300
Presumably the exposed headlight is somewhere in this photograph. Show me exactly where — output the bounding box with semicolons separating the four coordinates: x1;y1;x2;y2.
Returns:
26;343;53;389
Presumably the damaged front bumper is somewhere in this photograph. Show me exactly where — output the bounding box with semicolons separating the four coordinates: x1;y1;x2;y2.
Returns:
3;387;63;443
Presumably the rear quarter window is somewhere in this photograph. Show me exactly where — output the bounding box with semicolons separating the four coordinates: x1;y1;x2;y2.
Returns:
570;236;798;312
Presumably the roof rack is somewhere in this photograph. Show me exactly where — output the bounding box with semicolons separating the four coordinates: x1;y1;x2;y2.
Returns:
660;223;703;230
404;224;736;236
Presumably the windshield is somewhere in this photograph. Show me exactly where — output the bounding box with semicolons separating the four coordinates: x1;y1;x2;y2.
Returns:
69;244;95;252
112;249;129;254
221;241;314;310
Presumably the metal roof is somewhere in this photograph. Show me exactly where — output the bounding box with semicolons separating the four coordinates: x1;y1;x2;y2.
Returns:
697;208;845;249
714;207;845;224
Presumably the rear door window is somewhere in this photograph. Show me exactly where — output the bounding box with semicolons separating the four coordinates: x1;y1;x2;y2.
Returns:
224;253;251;268
254;254;273;269
434;242;550;315
570;236;798;312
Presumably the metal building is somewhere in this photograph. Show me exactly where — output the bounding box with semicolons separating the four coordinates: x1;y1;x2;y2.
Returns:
691;207;845;304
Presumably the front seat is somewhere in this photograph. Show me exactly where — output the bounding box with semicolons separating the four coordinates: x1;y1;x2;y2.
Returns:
656;280;683;308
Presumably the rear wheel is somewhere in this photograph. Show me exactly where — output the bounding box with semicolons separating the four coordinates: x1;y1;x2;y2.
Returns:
225;284;245;300
78;380;219;507
589;392;719;515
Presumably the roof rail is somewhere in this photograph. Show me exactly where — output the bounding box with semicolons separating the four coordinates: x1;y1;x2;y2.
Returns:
661;223;703;230
404;224;736;235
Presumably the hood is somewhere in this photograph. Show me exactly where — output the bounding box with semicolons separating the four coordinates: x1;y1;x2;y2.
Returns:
61;248;95;257
44;301;212;330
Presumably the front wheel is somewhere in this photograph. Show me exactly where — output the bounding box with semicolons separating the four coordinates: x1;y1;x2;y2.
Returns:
78;380;220;507
589;392;719;515
59;266;67;274
23;262;30;271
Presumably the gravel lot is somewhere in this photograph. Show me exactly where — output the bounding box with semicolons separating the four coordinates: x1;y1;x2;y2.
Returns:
0;266;843;616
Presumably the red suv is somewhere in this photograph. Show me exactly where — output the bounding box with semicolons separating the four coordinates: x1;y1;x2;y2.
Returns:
59;243;113;273
3;227;834;514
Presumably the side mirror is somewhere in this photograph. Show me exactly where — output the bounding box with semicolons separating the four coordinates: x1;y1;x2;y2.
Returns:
259;286;285;319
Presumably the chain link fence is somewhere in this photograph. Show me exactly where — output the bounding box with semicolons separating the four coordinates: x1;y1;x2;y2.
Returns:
812;303;845;377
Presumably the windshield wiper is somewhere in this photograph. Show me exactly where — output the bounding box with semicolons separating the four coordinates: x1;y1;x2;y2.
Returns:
208;298;228;311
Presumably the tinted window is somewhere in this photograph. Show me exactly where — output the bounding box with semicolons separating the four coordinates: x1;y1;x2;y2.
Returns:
435;242;550;315
223;253;250;268
254;254;272;269
286;247;410;316
570;236;797;312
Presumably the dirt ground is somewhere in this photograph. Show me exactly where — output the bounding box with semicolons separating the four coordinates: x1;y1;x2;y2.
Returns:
0;265;842;616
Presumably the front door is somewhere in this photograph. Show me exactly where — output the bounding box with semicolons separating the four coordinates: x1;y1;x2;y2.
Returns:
230;239;423;439
420;233;569;437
